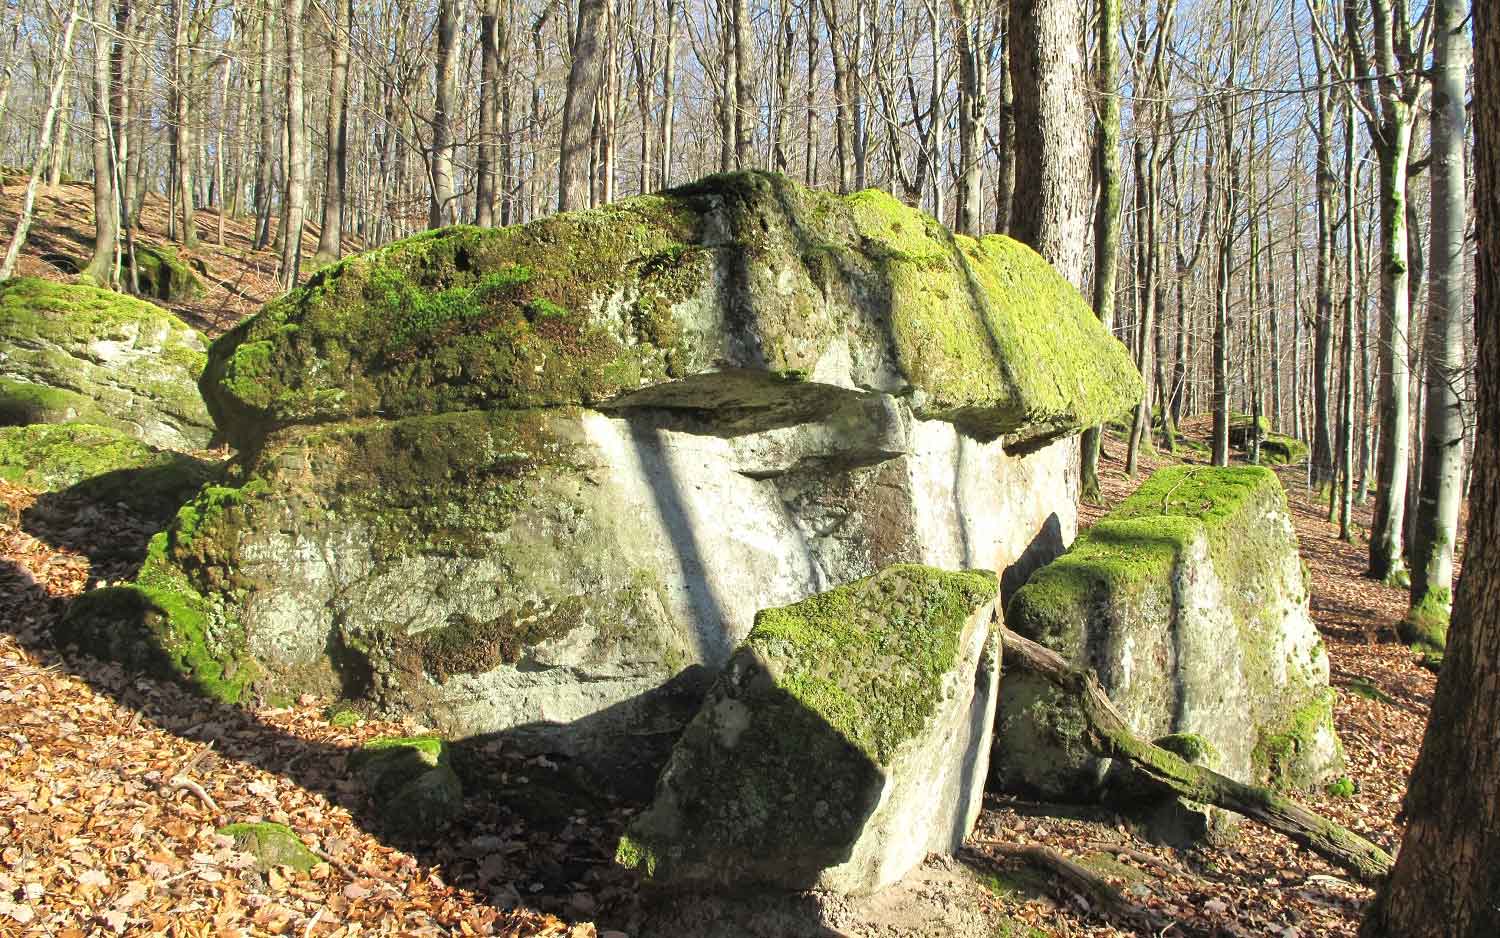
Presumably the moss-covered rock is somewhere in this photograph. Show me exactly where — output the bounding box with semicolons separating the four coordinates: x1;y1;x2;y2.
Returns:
1228;413;1272;449
0;422;215;499
1260;433;1310;465
202;172;1137;454
619;565;999;895
128;244;203;303
349;736;464;837
993;466;1343;809
0;277;213;449
218;822;320;872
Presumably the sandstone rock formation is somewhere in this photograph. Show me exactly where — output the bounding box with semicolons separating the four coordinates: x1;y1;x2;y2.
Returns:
0;277;214;449
61;172;1139;793
992;465;1344;806
618;565;999;895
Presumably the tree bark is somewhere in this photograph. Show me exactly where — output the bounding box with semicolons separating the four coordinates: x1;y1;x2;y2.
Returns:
1081;0;1122;503
278;0;306;292
1361;9;1500;931
0;0;82;281
83;0;119;286
429;0;459;228
312;0;351;264
1007;0;1090;287
559;0;606;212
733;0;753;167
172;0;198;247
254;3;276;250
1404;0;1468;650
950;0;984;235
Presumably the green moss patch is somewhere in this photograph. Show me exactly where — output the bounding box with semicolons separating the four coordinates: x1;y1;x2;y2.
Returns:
217;822;320;872
129;244;203;303
203;172;1137;453
1260;434;1309;465
747;565;997;764
0;422;208;493
620;565;996;887
350;736;463;836
1399;589;1450;653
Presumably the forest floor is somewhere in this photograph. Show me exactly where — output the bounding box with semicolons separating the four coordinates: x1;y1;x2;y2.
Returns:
0;184;1446;937
0;177;319;335
0;419;1442;938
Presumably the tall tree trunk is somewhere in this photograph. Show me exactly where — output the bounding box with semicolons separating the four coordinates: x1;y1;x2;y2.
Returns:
172;0;198;247
476;0;500;225
1310;3;1337;486
1126;136;1159;476
559;0;606;212
1338;97;1358;539
1007;0;1090;287
661;0;677;187
0;0;82;280
313;0;350;264
278;0;306;292
254;3;276;250
1080;0;1122;503
994;8;1014;233
950;0;984;235
733;0;753;166
820;0;856;194
1360;11;1500;931
429;0;459;228
1403;0;1469;650
83;0;119;286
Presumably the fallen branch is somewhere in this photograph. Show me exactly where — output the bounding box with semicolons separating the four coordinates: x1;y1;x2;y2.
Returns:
964;843;1148;928
998;626;1394;886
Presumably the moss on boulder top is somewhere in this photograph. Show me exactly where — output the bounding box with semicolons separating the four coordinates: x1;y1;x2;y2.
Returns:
994;466;1342;808
0;277;213;449
202;172;1138;453
619;565;1000;895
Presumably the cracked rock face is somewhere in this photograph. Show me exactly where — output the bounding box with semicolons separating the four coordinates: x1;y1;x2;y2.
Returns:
62;172;1138;796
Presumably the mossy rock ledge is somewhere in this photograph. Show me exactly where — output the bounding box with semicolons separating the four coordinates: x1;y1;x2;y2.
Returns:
0;277;213;449
619;565;1000;896
62;172;1137;796
992;466;1344;817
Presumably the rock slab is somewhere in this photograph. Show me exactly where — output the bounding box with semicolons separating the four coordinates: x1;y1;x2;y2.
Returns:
993;465;1343;803
618;565;999;896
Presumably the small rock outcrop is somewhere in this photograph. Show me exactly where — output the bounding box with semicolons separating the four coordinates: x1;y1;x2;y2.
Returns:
217;822;321;872
0;277;214;449
349;736;464;837
618;565;999;895
993;465;1343;804
62;172;1139;794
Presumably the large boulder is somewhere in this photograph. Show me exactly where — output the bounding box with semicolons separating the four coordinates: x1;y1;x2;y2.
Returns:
992;466;1343;805
62;172;1139;793
618;565;999;895
0;277;214;449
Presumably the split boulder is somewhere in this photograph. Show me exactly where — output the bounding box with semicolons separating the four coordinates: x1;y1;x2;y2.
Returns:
618;565;999;895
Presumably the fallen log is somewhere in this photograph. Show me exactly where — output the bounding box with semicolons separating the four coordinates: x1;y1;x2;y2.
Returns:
998;625;1394;886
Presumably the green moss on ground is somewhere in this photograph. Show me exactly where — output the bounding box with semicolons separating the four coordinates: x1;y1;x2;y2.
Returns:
350;736;463;836
1399;589;1450;653
217;822;320;872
